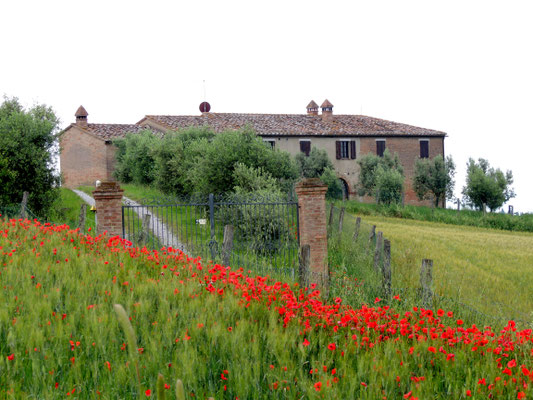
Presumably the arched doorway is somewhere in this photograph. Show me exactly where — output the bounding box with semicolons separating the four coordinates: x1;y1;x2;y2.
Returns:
339;178;350;200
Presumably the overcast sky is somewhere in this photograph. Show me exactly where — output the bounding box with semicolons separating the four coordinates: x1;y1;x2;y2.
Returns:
1;0;532;212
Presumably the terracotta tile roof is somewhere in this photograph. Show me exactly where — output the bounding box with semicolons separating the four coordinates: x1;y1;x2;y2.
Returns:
306;100;319;109
84;123;146;140
141;113;446;137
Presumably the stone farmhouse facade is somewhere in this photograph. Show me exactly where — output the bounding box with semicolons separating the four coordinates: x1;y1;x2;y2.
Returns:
60;101;446;205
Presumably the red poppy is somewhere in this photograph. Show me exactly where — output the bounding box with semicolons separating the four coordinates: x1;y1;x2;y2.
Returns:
327;343;336;351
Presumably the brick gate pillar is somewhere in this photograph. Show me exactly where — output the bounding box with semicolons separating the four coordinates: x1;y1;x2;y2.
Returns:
295;178;329;292
93;181;124;237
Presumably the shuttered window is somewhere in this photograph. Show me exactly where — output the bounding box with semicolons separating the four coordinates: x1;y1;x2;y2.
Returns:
336;140;356;159
350;141;356;159
300;140;311;156
376;140;386;157
420;140;429;158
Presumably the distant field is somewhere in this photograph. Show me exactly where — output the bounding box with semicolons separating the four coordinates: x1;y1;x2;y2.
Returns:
354;214;533;321
341;200;533;233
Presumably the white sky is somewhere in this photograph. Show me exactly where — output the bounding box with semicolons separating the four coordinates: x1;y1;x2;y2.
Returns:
1;0;532;212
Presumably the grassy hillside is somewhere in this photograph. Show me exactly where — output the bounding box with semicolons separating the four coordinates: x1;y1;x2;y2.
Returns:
347;213;533;322
1;217;532;398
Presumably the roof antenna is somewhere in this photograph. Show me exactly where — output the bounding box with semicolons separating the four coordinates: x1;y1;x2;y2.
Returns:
199;80;211;113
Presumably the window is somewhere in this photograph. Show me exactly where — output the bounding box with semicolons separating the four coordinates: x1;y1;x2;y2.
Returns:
263;139;275;149
336;140;356;159
420;140;429;158
376;140;386;157
300;140;311;156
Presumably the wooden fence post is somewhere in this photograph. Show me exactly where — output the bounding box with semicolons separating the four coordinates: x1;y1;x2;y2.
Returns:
420;259;433;308
457;199;461;215
78;204;87;232
338;207;345;233
382;239;392;299
368;225;376;244
373;231;383;272
138;213;151;246
298;244;311;288
21;191;29;219
328;204;334;229
222;225;234;266
353;217;361;241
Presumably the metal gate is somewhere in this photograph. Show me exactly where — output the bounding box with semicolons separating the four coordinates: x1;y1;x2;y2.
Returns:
122;193;299;277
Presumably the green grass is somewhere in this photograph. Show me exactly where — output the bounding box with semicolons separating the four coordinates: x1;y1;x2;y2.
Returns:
330;205;533;324
49;189;96;233
1;217;532;399
341;200;533;233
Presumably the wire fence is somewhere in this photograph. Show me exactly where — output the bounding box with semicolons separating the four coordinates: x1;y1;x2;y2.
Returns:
327;204;531;329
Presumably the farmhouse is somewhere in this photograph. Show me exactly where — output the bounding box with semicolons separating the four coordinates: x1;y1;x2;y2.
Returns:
60;101;446;205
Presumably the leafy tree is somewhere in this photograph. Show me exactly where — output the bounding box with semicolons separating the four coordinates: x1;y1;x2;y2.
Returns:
113;130;158;185
232;162;280;194
0;96;60;216
462;158;515;212
413;155;456;207
295;147;343;200
295;147;333;178
151;127;215;194
374;166;404;205
319;168;344;200
356;149;404;204
186;127;299;195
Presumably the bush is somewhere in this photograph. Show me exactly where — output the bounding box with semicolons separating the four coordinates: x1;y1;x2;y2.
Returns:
215;189;293;255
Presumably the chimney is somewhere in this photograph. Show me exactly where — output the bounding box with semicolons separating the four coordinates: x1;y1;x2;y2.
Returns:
321;99;333;122
306;100;319;115
75;105;88;127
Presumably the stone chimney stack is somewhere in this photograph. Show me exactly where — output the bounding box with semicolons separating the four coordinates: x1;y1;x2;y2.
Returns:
321;99;333;122
306;100;319;115
75;105;88;127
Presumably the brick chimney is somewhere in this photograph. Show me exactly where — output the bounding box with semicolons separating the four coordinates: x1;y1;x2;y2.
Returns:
306;100;319;115
75;105;88;127
321;99;333;122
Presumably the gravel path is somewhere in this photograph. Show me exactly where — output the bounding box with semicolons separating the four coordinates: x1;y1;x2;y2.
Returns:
71;189;188;253
72;189;95;207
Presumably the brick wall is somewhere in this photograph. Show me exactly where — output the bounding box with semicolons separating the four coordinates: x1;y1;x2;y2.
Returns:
295;178;328;292
60;127;109;188
93;182;123;237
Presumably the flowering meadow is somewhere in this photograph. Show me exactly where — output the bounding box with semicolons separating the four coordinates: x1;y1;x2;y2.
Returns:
1;217;532;399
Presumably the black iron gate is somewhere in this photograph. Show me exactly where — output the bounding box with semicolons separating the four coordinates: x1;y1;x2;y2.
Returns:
122;193;299;277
